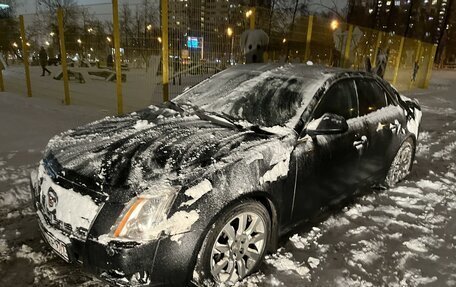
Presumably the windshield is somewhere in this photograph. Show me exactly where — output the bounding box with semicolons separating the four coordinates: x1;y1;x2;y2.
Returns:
173;66;325;128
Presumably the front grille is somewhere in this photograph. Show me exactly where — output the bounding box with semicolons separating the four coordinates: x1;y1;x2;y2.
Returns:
43;154;108;204
36;163;104;241
37;201;73;237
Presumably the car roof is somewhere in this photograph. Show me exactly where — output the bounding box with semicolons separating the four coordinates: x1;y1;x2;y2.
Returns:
227;63;375;79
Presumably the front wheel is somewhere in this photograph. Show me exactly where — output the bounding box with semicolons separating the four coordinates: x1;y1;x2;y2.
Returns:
384;137;415;187
194;200;271;285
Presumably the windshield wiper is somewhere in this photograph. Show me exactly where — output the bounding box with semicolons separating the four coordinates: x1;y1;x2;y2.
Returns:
167;101;186;113
194;110;244;130
170;102;277;134
249;125;275;135
220;112;276;135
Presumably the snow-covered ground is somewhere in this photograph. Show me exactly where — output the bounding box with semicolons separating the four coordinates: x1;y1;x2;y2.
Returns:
1;65;212;114
0;70;455;286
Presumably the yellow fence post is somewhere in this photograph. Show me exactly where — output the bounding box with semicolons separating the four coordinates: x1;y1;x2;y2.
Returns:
161;0;169;102
372;31;383;65
423;44;437;89
0;68;4;92
19;15;32;97
392;37;405;85
112;0;123;114
57;8;70;105
304;15;313;62
250;7;255;30
343;24;353;68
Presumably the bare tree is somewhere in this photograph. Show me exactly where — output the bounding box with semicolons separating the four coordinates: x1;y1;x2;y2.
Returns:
36;0;80;27
308;0;348;20
120;3;132;58
286;0;301;59
268;0;309;37
131;0;159;69
0;0;20;61
27;0;82;55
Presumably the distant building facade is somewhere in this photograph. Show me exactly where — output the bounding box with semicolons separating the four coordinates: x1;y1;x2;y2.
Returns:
348;0;451;45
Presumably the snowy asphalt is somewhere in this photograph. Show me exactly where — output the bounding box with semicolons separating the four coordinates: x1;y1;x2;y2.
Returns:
0;71;455;286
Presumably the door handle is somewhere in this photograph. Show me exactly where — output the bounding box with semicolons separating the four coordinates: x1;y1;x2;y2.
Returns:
353;135;368;153
388;120;401;134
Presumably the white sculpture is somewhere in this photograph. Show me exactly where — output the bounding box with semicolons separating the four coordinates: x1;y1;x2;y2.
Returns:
240;29;269;64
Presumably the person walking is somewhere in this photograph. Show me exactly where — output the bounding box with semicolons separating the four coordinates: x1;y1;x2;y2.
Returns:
373;48;390;79
412;61;419;82
39;46;51;76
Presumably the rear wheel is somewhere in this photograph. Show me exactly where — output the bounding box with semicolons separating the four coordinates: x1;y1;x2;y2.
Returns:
194;200;270;285
384;137;415;187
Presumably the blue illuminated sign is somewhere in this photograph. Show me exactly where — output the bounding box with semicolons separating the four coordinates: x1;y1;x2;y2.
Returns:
187;37;199;49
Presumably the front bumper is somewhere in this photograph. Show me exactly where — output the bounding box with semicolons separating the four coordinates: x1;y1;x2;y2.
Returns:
35;200;161;284
30;172;197;286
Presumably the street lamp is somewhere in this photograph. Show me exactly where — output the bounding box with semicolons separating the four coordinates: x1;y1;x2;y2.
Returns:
147;24;152;31
157;37;162;43
77;39;82;44
87;27;93;33
245;9;253;18
50;32;55;37
282;38;287;43
330;19;339;31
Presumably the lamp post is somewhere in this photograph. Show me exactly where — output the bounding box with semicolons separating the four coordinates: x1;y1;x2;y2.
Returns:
146;24;152;51
77;38;82;59
227;27;234;65
330;19;339;66
330;20;344;67
107;36;112;52
245;9;255;30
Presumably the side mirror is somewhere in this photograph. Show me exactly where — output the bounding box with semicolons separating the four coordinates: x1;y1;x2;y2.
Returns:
305;113;348;136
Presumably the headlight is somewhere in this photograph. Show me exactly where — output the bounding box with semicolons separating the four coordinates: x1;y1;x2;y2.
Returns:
111;188;176;241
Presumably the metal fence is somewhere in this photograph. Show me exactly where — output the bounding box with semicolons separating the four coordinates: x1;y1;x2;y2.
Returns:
0;1;437;115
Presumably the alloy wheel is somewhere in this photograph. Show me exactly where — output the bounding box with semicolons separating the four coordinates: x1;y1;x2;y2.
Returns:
385;139;414;187
210;211;267;283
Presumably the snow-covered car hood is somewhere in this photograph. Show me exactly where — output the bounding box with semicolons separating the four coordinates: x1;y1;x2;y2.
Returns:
43;104;277;195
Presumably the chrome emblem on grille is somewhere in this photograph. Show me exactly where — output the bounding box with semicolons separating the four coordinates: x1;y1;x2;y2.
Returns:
47;189;58;212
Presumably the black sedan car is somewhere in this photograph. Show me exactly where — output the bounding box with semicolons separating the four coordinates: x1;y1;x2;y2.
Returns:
30;64;421;286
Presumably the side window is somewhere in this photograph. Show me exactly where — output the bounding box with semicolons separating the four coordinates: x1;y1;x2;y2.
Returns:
356;79;388;116
383;81;400;105
313;80;358;120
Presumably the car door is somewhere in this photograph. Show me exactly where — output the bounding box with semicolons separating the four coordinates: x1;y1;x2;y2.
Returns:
290;79;369;221
355;78;407;181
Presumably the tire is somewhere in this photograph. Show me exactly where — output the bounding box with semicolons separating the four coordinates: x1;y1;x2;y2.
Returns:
384;137;415;187
194;200;271;286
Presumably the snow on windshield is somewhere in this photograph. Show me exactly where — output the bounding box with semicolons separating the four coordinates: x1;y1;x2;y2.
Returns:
174;65;326;127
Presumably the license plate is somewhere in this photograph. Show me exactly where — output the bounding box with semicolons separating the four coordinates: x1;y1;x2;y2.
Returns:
41;226;70;262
